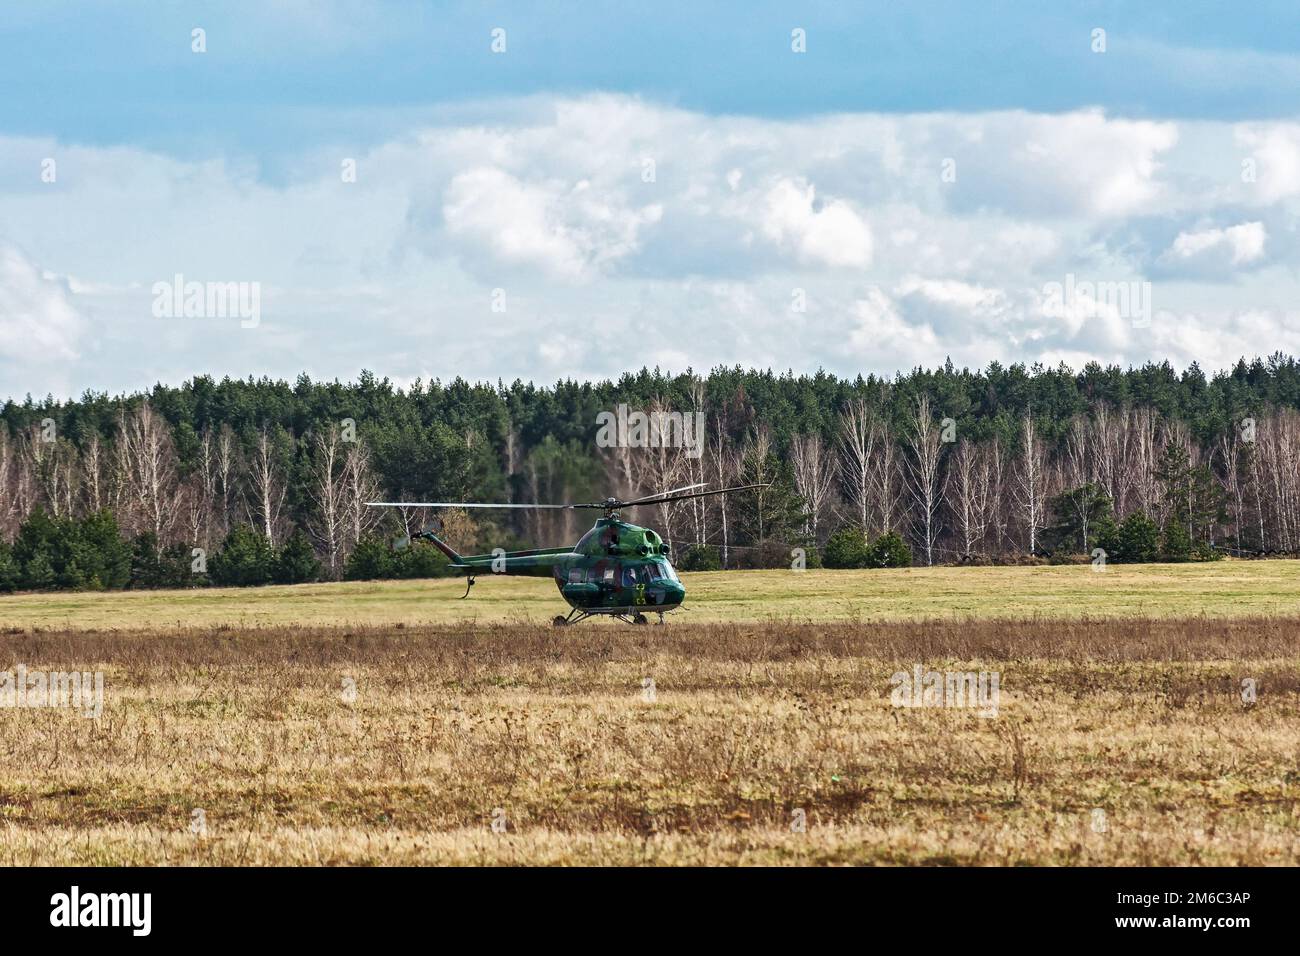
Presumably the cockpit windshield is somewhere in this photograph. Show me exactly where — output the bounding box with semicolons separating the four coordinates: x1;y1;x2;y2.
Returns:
660;560;680;584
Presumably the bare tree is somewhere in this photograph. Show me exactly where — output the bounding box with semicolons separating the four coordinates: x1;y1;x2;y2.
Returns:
213;424;238;538
343;437;382;548
741;425;778;543
1216;431;1248;551
1091;403;1131;515
81;433;106;514
902;396;948;566
1129;406;1162;520
837;397;876;532
708;416;737;567
246;424;288;547
0;429;19;539
119;401;181;548
1013;412;1047;555
180;475;208;548
685;378;709;545
950;438;995;558
645;395;691;547
308;424;349;575
791;432;838;540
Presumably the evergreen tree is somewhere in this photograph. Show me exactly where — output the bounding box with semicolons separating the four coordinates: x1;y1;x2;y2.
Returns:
1113;512;1160;563
344;536;396;580
823;527;871;568
867;531;913;568
275;529;323;584
209;525;276;586
0;541;20;592
1043;484;1114;555
677;544;722;571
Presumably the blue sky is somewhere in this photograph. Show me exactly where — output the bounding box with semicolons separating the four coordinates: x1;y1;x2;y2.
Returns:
2;1;1300;398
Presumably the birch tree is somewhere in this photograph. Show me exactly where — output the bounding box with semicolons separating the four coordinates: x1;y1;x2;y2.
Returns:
309;424;348;574
791;432;838;540
902;396;947;566
119;401;180;548
247;424;288;547
837;397;875;532
1013;412;1047;555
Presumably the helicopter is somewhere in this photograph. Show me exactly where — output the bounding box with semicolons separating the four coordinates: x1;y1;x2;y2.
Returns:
366;483;767;626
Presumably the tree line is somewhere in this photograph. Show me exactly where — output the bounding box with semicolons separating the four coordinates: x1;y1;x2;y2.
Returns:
2;355;1300;590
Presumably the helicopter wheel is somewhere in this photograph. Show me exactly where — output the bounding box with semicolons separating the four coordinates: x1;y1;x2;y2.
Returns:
552;615;568;627
632;613;648;625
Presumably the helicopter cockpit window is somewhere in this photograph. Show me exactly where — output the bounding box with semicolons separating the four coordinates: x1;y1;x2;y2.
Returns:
601;566;616;586
661;561;680;584
645;564;662;582
568;568;583;584
621;566;638;587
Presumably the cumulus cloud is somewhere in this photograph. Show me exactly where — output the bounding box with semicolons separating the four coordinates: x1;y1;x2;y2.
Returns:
940;110;1180;219
0;244;84;364
441;166;662;281
3;95;1300;399
1235;124;1300;204
1160;221;1268;275
757;177;873;268
1171;221;1266;263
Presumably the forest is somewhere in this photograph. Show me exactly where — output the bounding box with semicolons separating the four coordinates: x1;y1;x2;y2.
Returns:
3;353;1300;590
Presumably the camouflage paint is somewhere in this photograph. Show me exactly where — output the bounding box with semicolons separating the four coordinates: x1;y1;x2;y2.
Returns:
418;516;686;612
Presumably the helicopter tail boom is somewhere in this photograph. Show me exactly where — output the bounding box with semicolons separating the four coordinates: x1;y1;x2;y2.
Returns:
410;529;465;565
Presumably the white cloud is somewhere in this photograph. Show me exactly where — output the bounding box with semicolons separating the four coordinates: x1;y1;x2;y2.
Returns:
939;109;1180;219
1235;124;1300;204
1165;221;1267;270
757;177;873;268
0;244;84;364
3;96;1300;399
442;167;591;279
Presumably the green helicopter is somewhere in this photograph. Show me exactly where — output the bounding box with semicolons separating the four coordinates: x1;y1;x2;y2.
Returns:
366;483;765;625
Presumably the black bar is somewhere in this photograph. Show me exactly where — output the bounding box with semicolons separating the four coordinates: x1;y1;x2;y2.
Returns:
5;866;1281;943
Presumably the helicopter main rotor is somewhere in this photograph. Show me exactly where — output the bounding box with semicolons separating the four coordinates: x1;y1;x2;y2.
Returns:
367;482;770;519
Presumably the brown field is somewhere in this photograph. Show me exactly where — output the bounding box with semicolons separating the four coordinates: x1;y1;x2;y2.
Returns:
2;616;1298;865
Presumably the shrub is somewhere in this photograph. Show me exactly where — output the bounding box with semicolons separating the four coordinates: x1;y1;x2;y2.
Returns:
130;533;198;588
734;538;801;570
395;542;452;579
77;510;133;589
1161;521;1193;563
209;525;276;586
823;527;871;569
10;507;133;590
1112;512;1160;563
0;541;20;593
867;531;912;568
677;544;722;572
344;535;396;580
275;530;323;584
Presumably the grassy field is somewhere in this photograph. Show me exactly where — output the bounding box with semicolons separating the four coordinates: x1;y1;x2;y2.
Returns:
2;563;1299;865
0;616;1297;865
3;559;1300;630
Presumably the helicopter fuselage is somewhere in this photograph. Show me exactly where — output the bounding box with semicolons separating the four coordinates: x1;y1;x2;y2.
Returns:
445;516;686;615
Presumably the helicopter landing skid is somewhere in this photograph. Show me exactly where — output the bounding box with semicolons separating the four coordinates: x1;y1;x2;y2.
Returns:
552;608;671;627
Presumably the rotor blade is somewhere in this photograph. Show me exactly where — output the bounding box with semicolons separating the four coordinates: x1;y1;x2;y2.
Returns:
622;483;772;507
366;501;573;510
620;483;708;507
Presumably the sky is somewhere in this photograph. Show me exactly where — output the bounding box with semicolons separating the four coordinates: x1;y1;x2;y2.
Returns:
2;0;1299;400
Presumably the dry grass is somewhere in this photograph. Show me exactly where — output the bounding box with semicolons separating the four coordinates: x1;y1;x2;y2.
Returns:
1;616;1298;865
3;559;1300;630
